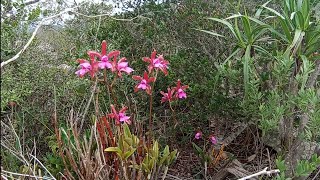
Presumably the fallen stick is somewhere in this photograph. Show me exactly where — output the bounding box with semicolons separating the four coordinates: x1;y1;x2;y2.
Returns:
238;167;280;180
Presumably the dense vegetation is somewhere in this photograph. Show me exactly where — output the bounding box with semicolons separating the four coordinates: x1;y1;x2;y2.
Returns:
1;0;319;179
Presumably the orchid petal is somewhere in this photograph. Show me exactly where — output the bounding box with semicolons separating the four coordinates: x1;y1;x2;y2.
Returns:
101;40;107;56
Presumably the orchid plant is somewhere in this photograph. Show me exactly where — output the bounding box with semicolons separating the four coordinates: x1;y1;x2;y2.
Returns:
192;130;225;177
73;40;188;179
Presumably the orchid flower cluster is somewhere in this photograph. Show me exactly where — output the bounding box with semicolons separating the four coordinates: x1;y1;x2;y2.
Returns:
195;130;217;145
75;40;133;78
192;131;224;170
75;41;188;126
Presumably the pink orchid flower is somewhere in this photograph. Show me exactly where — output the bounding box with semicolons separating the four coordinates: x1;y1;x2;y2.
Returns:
87;40;120;70
108;105;131;125
160;87;176;103
174;79;188;99
143;50;169;75
75;59;99;78
209;135;217;145
195;131;202;139
110;56;134;77
133;71;156;95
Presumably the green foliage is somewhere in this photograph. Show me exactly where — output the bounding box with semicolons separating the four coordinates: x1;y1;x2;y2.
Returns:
2;0;319;178
106;124;178;179
204;0;319;176
276;154;320;179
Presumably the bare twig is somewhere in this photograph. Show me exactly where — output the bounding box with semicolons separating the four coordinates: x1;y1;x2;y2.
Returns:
29;154;56;180
1;170;54;180
238;167;280;180
311;167;320;180
79;79;98;133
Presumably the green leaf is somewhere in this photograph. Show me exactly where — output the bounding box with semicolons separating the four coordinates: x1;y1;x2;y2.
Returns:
289;0;295;13
152;141;159;158
276;158;286;172
241;15;252;42
303;13;310;30
225;13;242;20
255;1;270;19
253;45;273;58
284;29;304;56
142;162;150;173
168;150;178;165
301;0;310;18
123;123;132;137
306;30;320;47
247;16;288;42
124;148;136;160
124;137;133;146
119;135;124;152
207;17;237;40
160;154;169;165
163;145;169;156
221;48;241;65
234;17;246;47
192;142;204;155
262;4;285;19
294;11;305;30
251;25;269;42
105;147;121;153
195;29;225;38
243;45;251;98
279;18;293;42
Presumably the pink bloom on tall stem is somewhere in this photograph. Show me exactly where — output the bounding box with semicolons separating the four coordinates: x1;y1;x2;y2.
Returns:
87;40;120;70
174;79;188;99
209;135;217;145
143;50;169;75
75;59;99;78
160;87;176;103
110;56;134;77
108;105;131;125
133;71;156;95
195;131;202;139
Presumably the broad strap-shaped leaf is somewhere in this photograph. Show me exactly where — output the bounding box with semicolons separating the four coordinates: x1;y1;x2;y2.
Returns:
195;29;225;38
221;47;241;66
207;17;237;40
254;0;270;19
253;45;274;58
243;45;251;99
123;123;132;138
294;11;305;30
124;148;136;160
301;0;310;19
105;147;122;153
234;17;246;47
284;29;304;56
248;16;288;42
241;15;253;42
262;3;285;19
279;18;293;42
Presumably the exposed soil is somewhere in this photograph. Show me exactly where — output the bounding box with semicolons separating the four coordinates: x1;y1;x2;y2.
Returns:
166;114;280;180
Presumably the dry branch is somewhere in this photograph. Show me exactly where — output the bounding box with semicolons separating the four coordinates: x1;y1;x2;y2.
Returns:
238;167;280;180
